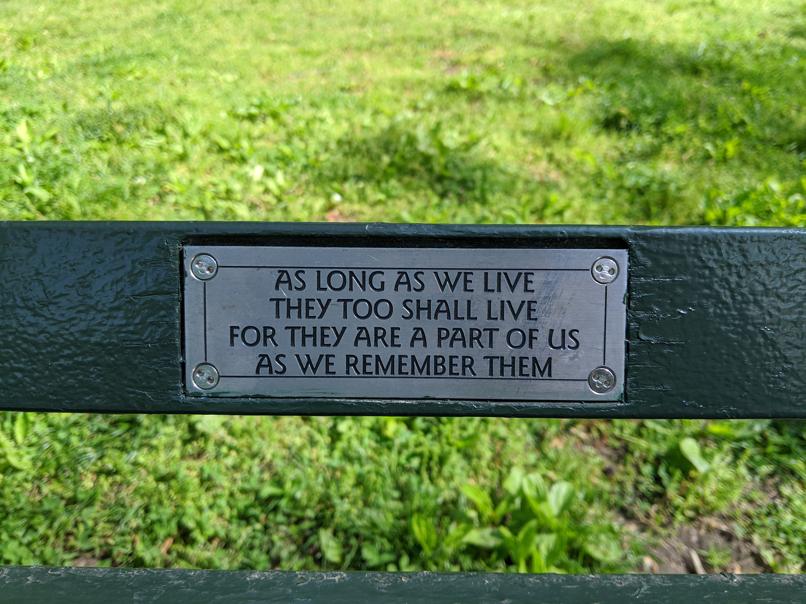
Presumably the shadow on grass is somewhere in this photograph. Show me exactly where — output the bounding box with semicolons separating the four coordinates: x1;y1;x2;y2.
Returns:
564;37;804;153
551;35;804;222
315;116;542;204
70;103;171;143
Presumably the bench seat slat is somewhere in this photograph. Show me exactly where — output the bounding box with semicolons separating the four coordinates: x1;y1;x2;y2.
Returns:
1;568;804;604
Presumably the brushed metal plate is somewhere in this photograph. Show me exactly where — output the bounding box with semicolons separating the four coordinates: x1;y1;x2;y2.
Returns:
183;246;627;401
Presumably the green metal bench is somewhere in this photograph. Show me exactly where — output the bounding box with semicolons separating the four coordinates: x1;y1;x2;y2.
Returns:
0;222;803;603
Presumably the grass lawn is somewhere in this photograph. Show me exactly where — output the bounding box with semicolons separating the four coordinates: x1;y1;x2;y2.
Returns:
0;0;804;572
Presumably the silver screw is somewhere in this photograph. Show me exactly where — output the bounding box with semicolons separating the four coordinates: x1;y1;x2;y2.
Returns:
190;253;218;281
588;366;616;394
192;363;220;390
591;257;618;284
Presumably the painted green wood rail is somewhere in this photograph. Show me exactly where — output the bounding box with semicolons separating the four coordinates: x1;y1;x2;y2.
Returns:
0;222;804;602
0;222;804;417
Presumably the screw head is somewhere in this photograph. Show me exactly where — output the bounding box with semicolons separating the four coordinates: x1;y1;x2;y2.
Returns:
190;253;218;281
192;363;220;390
591;257;619;284
588;366;616;394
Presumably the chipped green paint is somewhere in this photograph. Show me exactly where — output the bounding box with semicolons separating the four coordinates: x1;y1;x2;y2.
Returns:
0;568;804;604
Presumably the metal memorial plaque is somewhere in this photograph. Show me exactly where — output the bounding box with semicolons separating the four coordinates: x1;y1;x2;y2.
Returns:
183;246;628;401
